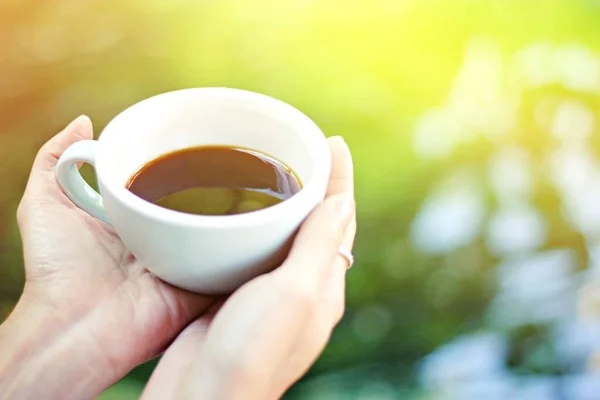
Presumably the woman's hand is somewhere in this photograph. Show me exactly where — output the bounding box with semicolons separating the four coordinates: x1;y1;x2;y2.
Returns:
142;137;357;400
0;116;356;400
0;116;216;399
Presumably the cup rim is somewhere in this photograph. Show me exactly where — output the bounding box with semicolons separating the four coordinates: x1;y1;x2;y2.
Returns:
95;87;331;229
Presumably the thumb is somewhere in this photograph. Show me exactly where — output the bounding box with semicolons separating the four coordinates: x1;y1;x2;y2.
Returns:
32;115;94;174
274;194;354;289
19;116;94;212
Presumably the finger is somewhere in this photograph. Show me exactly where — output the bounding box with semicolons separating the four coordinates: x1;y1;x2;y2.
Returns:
274;193;354;290
322;133;355;317
326;136;354;198
22;115;93;201
18;116;94;224
327;136;357;273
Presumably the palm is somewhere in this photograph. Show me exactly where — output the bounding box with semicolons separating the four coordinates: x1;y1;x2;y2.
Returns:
18;117;215;379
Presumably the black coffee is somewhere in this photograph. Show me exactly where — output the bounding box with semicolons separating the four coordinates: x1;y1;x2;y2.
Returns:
126;146;302;215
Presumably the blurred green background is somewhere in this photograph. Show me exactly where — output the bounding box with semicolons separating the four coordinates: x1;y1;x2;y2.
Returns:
3;0;600;398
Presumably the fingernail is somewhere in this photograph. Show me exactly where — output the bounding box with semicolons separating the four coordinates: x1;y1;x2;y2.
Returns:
71;115;91;127
329;135;346;144
64;115;93;136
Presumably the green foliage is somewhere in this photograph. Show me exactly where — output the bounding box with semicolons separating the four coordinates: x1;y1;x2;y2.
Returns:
2;0;600;398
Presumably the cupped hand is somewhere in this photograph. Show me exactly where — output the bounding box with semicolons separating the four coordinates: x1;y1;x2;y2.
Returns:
142;137;357;400
1;116;215;398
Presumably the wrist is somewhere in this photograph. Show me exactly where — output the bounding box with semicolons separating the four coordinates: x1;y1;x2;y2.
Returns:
143;338;271;400
186;355;272;400
0;293;114;399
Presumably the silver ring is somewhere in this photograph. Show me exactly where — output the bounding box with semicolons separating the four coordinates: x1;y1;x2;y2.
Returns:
338;247;354;270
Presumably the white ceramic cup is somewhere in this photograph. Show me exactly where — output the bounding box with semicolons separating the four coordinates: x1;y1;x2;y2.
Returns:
55;88;331;294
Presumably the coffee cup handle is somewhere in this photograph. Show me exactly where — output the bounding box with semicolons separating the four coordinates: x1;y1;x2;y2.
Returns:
55;140;110;223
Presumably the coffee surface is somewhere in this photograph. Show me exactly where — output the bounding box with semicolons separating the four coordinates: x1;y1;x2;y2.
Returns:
126;146;301;215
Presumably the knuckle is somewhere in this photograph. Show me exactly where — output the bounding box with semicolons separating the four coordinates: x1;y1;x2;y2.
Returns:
329;222;345;240
16;198;28;226
332;300;346;324
284;279;318;309
315;312;336;344
328;215;349;241
37;139;58;161
217;344;267;381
